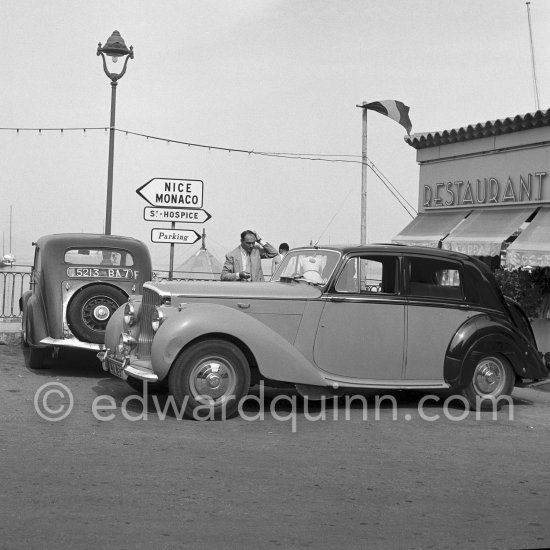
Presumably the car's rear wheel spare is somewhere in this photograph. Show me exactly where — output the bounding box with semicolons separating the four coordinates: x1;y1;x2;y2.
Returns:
169;339;251;420
67;285;127;344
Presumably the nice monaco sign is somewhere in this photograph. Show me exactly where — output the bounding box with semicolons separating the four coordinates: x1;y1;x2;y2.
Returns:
136;178;204;207
137;178;210;278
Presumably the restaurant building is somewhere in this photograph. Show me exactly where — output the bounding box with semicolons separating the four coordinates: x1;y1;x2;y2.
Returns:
393;109;550;269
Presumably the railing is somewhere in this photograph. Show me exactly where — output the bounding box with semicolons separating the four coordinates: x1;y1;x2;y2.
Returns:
0;267;277;319
0;267;31;319
0;267;223;319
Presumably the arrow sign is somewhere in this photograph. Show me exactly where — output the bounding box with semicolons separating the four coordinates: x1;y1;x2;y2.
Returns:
143;206;211;223
137;178;204;208
151;228;201;244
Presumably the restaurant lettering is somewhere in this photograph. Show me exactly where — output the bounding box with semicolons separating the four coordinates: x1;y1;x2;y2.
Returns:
423;172;547;208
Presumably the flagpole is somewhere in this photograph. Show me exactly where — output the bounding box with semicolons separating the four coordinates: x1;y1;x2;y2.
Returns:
360;103;368;245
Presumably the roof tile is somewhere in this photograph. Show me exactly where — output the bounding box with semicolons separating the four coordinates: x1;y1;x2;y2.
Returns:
405;108;550;149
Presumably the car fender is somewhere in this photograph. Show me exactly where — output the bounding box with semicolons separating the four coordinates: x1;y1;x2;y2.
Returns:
19;290;31;314
104;304;126;352
150;303;327;386
444;313;547;387
24;294;48;347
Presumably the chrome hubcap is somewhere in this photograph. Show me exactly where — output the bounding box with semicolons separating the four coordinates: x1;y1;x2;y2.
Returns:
189;357;237;404
82;295;119;330
473;357;506;395
93;305;110;321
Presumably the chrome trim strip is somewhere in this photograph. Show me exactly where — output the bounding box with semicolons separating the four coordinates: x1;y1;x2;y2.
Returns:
325;296;408;306
324;376;449;389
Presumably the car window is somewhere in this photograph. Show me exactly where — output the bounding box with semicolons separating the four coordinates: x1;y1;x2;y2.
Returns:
334;255;397;294
273;249;340;284
31;246;41;286
407;257;464;300
64;248;134;267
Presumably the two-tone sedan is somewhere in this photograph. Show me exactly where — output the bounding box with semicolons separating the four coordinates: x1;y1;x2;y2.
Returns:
99;245;548;419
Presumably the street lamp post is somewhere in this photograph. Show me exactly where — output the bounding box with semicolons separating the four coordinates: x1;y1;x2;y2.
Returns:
97;30;134;235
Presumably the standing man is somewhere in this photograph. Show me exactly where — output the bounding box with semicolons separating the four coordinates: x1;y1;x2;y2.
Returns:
271;242;290;275
221;230;278;282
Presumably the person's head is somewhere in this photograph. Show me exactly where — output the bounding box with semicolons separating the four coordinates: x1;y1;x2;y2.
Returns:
101;250;113;264
279;243;289;256
240;230;257;254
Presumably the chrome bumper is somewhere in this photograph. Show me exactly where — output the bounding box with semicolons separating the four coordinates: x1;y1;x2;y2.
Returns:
41;337;105;351
98;350;159;382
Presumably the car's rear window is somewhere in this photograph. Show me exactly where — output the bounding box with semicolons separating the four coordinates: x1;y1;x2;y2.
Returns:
406;257;464;300
64;248;134;267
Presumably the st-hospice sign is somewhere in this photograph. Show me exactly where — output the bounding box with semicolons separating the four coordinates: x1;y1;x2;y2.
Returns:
136;178;204;207
143;206;211;223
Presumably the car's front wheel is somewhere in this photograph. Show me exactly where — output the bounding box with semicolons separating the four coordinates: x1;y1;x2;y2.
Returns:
169;339;251;420
125;377;169;395
461;354;515;410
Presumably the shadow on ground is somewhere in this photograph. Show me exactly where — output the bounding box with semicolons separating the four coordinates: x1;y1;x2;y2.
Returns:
22;346;105;379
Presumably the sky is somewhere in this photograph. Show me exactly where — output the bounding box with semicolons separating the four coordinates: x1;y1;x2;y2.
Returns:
1;0;549;270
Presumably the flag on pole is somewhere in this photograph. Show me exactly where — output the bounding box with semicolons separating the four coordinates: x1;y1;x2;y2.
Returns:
363;100;412;135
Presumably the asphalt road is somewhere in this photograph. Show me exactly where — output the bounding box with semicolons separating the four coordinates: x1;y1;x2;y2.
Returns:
1;343;550;550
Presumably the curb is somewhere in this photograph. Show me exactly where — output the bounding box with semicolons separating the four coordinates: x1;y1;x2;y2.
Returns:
0;320;22;346
0;332;22;346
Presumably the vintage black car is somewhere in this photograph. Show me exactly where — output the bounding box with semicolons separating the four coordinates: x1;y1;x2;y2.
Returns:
20;233;151;368
100;244;548;419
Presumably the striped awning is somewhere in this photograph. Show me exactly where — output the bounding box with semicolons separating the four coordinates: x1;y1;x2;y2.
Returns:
392;210;469;248
506;207;550;268
441;207;536;257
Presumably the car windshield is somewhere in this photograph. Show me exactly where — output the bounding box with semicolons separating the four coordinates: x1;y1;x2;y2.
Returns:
272;249;341;285
65;248;134;267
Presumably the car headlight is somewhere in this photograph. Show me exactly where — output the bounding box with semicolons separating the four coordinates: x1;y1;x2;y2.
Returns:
152;307;164;332
117;334;126;355
124;302;136;327
117;332;136;355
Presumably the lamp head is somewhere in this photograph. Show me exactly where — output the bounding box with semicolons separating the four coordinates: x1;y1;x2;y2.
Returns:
97;30;134;81
98;30;133;60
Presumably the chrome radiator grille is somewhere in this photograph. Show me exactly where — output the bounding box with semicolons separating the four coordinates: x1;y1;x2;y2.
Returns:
138;287;162;357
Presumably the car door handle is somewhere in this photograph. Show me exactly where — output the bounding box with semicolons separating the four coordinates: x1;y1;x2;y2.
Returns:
237;302;250;309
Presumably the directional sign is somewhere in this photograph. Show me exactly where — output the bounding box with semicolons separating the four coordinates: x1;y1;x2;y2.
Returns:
143;206;211;223
137;178;204;208
151;228;201;244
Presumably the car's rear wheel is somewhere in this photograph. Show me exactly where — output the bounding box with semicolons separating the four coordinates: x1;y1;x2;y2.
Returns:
461;354;515;410
169;339;251;420
67;285;127;344
27;345;47;369
21;317;29;348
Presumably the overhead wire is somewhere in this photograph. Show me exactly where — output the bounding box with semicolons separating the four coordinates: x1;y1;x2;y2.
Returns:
0;125;416;218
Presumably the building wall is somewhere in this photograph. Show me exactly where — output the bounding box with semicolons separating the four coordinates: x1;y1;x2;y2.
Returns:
417;126;550;213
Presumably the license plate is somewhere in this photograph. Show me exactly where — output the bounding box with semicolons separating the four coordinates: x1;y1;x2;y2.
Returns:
107;356;128;380
66;267;134;279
